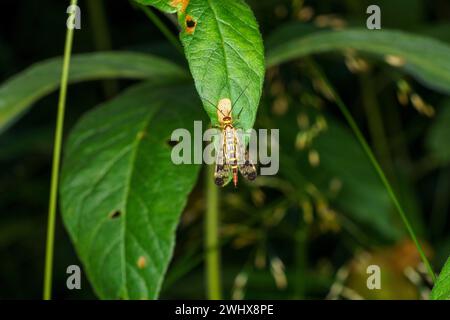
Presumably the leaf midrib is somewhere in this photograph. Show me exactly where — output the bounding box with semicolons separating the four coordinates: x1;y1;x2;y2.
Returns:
206;0;231;97
119;106;160;299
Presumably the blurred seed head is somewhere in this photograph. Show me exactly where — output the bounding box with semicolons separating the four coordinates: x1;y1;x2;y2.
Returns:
232;272;248;300
270;257;288;290
255;248;266;269
329;178;343;195
404;266;422;286
295;132;308;150
272;96;289;115
313;78;335;101
295;116;327;150
397;79;411;94
410;93;435;117
221;223;241;237
297;113;310;129
300;92;324;109
232;232;258;249
297;6;314;21
345;54;370;73
301;200;314;224
385;55;406;67
314;14;347;30
397;91;409;106
308;149;320;167
395;80;435;117
251;189;266;207
316;201;340;232
316;116;328;130
269;206;286;226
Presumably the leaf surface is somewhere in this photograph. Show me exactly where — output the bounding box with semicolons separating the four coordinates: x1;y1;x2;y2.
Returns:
431;256;450;300
179;0;265;129
60;81;202;299
266;28;450;94
0;52;188;133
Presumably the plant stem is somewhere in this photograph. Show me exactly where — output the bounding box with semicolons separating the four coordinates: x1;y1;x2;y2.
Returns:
308;59;437;283
86;0;118;97
137;4;184;55
205;165;222;299
43;0;77;300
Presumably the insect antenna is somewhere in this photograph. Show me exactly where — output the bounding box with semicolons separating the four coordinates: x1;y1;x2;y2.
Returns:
201;81;230;118
202;96;227;118
230;82;251;117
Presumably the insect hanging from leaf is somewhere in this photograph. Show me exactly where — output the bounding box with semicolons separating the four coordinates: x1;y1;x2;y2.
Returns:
203;87;257;188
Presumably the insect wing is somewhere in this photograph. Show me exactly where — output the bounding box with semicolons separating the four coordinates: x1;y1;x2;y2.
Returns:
214;131;231;187
238;153;257;181
236;132;257;181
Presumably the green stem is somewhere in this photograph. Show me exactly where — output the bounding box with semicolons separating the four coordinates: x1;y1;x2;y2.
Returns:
137;4;184;55
86;0;118;97
43;0;77;300
205;165;222;299
308;59;437;283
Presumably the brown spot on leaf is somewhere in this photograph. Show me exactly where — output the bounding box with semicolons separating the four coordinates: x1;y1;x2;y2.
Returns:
137;256;147;269
185;15;196;34
170;0;190;13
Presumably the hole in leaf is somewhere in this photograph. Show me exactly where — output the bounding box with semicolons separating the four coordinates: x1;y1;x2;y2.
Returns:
109;210;121;219
185;15;196;33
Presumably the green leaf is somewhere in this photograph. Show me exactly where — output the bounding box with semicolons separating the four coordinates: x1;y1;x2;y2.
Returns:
179;0;265;130
431;256;450;299
427;99;450;164
266;28;450;95
0;51;188;134
133;0;179;13
60;81;203;299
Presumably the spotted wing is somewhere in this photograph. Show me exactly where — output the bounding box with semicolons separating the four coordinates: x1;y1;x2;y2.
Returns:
238;149;257;181
214;131;231;187
236;132;257;181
